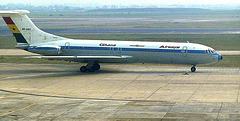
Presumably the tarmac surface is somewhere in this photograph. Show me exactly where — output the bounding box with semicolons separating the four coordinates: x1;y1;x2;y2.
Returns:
0;63;240;120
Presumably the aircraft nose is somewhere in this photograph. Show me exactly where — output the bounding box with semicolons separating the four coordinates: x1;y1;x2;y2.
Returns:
217;53;222;61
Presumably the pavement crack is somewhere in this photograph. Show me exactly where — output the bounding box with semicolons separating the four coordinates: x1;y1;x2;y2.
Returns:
237;84;240;102
109;101;129;119
144;76;173;101
161;101;176;121
144;83;170;101
53;100;87;120
186;74;210;102
0;90;65;117
216;102;223;120
108;73;143;98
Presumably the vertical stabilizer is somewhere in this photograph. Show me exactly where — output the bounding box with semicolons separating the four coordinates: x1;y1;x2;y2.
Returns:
0;10;68;49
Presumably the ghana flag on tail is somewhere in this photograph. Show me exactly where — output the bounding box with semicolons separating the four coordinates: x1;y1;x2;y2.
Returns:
3;17;28;43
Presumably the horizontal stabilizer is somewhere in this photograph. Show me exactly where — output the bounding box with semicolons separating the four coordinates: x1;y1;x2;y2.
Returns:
0;10;30;16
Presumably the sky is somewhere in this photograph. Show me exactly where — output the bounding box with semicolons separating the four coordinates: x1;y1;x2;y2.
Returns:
0;0;240;7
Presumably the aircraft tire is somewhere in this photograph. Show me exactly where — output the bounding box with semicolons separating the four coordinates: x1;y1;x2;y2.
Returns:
80;66;87;72
88;68;95;72
191;66;196;72
93;63;100;70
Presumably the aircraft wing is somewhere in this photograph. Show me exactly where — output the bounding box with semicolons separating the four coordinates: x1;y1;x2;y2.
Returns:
25;55;132;59
24;55;132;62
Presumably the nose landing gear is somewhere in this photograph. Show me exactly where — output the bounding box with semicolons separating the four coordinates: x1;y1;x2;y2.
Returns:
191;66;196;72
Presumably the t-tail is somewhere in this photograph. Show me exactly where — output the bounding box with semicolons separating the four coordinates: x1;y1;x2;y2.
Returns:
0;10;68;49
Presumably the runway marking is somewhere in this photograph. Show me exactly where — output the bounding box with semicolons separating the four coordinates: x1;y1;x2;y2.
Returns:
0;90;65;117
0;90;24;99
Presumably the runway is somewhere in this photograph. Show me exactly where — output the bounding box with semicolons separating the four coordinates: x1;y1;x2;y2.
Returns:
0;63;240;120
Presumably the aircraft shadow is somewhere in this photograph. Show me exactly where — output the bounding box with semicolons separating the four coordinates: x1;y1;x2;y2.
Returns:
0;68;204;80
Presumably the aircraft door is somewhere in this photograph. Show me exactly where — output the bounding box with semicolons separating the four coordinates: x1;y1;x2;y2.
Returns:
181;46;187;57
65;42;70;53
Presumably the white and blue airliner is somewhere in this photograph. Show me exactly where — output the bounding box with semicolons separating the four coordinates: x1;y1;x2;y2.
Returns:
0;10;222;72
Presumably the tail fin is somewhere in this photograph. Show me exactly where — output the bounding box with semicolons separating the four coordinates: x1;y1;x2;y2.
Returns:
0;10;68;49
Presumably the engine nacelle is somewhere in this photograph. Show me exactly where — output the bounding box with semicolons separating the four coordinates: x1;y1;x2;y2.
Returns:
28;45;61;55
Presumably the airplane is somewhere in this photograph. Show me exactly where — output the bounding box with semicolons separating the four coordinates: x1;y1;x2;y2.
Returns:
0;10;222;72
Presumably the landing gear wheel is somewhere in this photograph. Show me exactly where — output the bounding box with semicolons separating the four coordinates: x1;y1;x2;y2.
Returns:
191;66;196;72
88;67;95;72
80;66;87;72
80;63;100;72
93;63;100;70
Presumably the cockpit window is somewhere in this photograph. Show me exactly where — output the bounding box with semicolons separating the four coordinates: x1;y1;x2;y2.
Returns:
207;49;216;54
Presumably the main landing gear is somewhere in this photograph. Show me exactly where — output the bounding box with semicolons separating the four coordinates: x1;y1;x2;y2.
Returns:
191;65;196;72
80;63;100;72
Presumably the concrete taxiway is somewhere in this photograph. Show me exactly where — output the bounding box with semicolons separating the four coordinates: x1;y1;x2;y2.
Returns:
0;63;240;120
